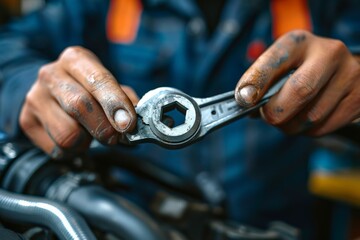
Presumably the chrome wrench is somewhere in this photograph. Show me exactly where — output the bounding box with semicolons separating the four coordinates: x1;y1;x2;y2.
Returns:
118;73;291;149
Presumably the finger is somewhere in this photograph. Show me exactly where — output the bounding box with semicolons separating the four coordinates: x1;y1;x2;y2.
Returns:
235;30;310;107
44;69;119;145
263;49;357;134
40;99;93;154
306;70;360;136
261;57;336;126
19;103;55;155
22;82;92;158
121;85;139;106
307;89;360;136
272;87;341;135
59;46;136;132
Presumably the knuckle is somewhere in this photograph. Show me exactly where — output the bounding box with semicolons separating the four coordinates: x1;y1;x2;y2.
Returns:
68;94;87;109
60;46;87;61
24;86;39;109
87;72;113;92
19;108;33;132
64;94;92;119
348;59;360;76
328;39;347;56
287;29;310;36
306;108;324;126
38;64;54;83
262;105;286;126
284;30;310;43
289;73;316;103
53;124;82;149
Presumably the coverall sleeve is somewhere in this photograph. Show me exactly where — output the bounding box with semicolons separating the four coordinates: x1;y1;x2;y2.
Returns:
0;0;108;139
330;0;360;141
331;0;360;53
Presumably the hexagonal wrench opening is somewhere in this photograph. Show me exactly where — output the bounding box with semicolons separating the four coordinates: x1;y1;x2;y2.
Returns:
150;92;201;144
160;101;188;128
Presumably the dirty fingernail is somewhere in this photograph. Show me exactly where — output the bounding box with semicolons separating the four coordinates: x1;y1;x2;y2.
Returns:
114;109;131;130
237;85;258;105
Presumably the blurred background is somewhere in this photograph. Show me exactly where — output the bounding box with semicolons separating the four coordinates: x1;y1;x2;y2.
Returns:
0;0;44;23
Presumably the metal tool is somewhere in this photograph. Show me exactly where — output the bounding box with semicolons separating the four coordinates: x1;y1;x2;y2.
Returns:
119;74;291;149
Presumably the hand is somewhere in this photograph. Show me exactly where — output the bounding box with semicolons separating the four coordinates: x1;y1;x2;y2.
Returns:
19;46;138;159
235;30;360;136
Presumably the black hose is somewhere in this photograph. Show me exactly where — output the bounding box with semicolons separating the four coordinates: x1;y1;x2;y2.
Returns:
66;185;168;240
0;228;25;240
0;189;96;240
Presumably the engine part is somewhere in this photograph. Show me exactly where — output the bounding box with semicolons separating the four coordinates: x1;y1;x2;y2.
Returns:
65;185;168;240
0;141;301;240
0;227;25;240
0;189;96;240
206;221;300;240
1;148;52;193
0;143;170;240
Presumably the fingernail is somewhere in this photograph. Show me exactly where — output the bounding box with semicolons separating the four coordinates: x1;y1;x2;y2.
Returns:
114;109;131;130
237;85;258;105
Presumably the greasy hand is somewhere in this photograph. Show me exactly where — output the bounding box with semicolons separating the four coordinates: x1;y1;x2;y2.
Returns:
235;30;360;136
19;46;139;159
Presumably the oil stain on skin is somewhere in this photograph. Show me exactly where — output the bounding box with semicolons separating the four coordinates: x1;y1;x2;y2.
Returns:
69;105;82;120
58;83;86;117
270;51;289;69
251;67;269;90
268;41;290;69
275;106;284;113
85;101;93;113
290;33;306;44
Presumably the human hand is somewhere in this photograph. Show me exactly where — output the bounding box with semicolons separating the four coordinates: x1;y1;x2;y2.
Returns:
19;46;138;159
235;30;360;136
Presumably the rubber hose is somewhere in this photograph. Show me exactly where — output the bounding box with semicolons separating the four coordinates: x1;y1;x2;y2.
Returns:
0;189;96;240
66;185;168;240
0;228;25;240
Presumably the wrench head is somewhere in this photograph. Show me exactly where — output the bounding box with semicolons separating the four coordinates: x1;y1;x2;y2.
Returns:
150;92;201;144
123;87;202;148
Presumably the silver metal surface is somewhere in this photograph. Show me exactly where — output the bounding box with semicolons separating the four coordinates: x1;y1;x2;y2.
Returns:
150;92;200;143
119;73;291;149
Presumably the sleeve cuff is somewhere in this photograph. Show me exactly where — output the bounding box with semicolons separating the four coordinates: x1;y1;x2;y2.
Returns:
0;60;46;139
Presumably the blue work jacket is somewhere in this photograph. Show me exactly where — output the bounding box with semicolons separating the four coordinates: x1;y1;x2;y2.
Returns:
1;0;360;236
